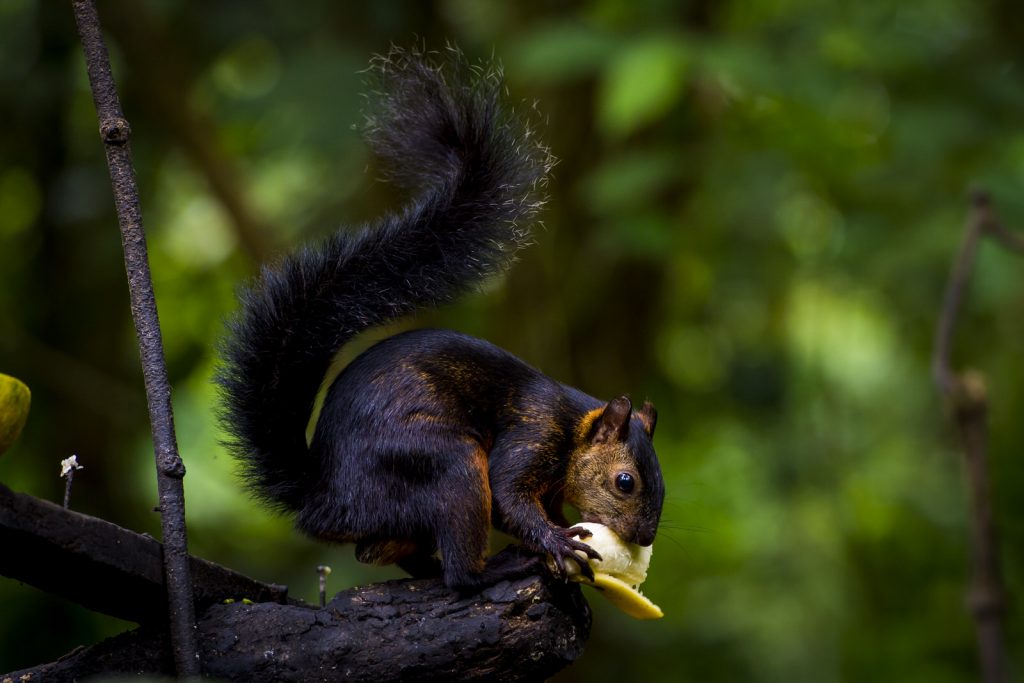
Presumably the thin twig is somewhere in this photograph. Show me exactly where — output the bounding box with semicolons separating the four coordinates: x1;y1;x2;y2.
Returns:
932;191;988;395
932;189;1021;683
70;0;199;676
63;471;74;508
60;455;83;509
984;218;1024;254
317;565;331;608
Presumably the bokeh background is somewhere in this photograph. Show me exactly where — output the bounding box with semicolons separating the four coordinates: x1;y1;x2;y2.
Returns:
2;0;1023;680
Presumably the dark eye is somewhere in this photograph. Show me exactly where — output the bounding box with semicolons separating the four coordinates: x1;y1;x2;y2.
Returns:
615;472;635;494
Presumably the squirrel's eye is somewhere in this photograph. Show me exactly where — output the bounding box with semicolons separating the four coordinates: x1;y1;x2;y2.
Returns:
615;472;635;494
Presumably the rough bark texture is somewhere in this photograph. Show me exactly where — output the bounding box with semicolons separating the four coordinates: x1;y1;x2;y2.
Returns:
6;575;591;682
1;484;591;681
0;483;288;625
202;575;590;682
70;0;199;673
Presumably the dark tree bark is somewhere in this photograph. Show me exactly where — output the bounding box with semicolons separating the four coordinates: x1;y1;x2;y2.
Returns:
0;483;287;625
70;0;199;673
5;573;590;682
1;484;592;681
199;575;590;682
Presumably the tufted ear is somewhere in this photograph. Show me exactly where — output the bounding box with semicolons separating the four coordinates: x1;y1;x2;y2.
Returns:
638;400;657;438
592;396;632;444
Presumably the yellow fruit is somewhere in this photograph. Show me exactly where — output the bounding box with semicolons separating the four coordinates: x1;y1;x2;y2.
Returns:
559;522;665;620
0;373;31;455
587;572;665;620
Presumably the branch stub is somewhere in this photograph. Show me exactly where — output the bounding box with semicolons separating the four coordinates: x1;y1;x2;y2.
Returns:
100;117;131;146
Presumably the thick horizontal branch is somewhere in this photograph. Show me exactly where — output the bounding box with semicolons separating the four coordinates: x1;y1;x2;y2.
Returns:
6;573;591;682
1;484;592;680
0;483;287;624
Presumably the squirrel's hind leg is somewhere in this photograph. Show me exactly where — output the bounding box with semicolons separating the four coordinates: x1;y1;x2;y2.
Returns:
355;537;442;579
433;440;495;590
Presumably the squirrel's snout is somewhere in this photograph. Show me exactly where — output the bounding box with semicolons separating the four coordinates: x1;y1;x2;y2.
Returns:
634;528;656;547
617;522;656;547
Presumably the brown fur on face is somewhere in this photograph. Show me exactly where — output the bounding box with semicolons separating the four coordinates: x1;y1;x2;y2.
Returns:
563;396;662;546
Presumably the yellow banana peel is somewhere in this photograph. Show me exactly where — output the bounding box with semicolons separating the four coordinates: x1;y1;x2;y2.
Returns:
584;572;664;620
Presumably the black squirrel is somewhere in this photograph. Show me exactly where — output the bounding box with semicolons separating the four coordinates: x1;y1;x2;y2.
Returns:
218;48;665;590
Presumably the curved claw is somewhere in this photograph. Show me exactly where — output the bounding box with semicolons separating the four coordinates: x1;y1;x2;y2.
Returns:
549;554;570;581
567;535;602;561
570;551;596;582
544;527;603;582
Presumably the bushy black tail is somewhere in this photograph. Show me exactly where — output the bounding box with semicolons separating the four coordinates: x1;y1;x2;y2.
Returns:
217;47;552;511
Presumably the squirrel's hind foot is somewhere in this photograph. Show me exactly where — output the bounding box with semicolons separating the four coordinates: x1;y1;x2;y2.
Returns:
443;545;549;594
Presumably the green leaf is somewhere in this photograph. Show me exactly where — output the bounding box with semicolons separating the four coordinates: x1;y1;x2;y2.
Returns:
598;37;690;138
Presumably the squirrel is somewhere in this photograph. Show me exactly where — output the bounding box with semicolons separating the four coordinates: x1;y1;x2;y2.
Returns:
217;48;665;590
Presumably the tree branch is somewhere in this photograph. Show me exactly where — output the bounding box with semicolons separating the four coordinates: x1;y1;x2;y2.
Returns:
0;483;287;625
932;191;988;396
931;189;1019;683
5;573;589;683
1;484;591;681
69;0;198;674
983;215;1024;254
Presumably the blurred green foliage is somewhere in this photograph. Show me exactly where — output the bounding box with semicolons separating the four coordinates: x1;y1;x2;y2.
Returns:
1;0;1023;680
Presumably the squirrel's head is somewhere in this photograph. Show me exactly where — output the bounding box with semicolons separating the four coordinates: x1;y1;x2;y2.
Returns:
566;396;664;547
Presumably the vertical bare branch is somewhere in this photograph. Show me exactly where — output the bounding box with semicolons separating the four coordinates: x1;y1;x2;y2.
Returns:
932;189;1019;683
69;0;199;676
932;192;988;395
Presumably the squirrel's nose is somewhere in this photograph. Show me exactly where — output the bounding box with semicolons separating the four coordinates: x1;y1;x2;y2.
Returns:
633;526;656;547
612;520;656;547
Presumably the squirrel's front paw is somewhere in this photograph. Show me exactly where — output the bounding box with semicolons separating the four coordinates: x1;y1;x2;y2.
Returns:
543;526;603;581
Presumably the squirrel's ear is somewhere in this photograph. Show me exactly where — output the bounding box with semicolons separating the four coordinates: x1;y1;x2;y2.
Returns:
638;400;657;438
593;396;632;444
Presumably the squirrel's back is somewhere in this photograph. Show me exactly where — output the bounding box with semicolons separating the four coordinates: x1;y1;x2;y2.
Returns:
217;48;553;511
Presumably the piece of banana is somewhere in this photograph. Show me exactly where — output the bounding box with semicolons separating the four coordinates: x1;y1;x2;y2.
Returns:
560;522;663;620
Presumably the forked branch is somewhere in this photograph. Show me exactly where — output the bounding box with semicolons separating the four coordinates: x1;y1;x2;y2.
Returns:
932;189;1021;683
